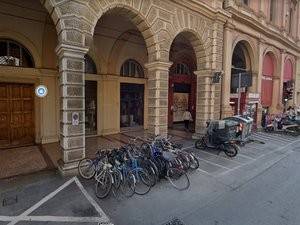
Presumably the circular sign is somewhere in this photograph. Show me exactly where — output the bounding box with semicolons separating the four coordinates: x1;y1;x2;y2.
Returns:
35;85;48;98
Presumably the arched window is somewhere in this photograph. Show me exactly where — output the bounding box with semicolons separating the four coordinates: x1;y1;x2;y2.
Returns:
0;39;34;67
175;63;190;75
84;54;97;74
120;59;144;78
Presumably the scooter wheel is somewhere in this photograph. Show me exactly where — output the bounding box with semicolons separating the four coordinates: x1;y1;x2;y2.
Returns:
224;144;239;157
195;139;205;149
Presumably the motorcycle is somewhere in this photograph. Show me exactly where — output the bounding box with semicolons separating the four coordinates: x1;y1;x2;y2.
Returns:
195;120;240;157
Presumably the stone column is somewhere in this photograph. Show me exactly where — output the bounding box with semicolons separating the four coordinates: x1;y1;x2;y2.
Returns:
271;76;281;113
56;44;88;175
221;22;234;118
294;57;300;106
194;69;213;137
145;61;172;136
272;49;286;112
256;40;264;127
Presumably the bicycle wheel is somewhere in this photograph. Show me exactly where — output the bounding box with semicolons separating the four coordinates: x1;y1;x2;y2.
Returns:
95;170;113;199
119;171;135;197
133;169;152;195
112;169;122;189
148;159;160;183
166;167;190;191
224;144;239;157
78;158;96;179
111;169;122;198
141;159;158;187
177;153;190;171
188;153;199;170
195;138;206;149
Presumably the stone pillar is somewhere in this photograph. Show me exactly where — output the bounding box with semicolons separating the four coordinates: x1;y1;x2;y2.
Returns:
271;76;281;113
256;40;264;128
56;44;88;175
294;57;300;106
194;69;213;137
221;22;234;118
145;61;172;136
272;49;286;112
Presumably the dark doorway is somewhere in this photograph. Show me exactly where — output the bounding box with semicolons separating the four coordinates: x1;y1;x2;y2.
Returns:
85;81;97;135
120;83;144;128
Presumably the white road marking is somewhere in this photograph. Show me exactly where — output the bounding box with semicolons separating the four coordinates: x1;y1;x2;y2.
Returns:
254;133;296;143
1;177;113;225
251;135;286;144
6;177;76;225
196;168;211;175
1;216;103;223
74;177;111;223
181;145;194;150
232;152;256;160
194;150;243;165
195;156;232;170
217;138;300;176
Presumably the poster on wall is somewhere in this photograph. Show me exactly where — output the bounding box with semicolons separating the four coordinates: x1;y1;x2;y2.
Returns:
173;92;189;122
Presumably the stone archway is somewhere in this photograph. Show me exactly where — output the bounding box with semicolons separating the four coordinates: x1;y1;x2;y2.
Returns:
230;40;255;116
40;0;174;174
168;29;213;135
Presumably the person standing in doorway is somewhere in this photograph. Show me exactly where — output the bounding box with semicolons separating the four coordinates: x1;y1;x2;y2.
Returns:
183;109;192;131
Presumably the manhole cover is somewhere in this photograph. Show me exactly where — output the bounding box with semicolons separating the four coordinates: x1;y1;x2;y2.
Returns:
163;218;185;225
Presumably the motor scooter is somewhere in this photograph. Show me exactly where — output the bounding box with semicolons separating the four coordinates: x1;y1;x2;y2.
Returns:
194;120;239;157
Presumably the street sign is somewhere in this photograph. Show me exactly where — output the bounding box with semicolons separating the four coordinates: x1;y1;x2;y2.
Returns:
72;112;80;126
35;85;48;98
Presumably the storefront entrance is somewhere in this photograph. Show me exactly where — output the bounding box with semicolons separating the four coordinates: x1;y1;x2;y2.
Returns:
120;83;144;128
0;83;35;148
168;79;196;128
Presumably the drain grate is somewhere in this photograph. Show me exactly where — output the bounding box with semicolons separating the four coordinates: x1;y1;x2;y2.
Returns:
162;217;186;225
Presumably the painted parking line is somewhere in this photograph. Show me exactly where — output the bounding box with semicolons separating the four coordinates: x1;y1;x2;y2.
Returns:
192;146;256;162
235;152;256;160
195;156;232;170
242;145;274;154
0;216;104;223
193;152;242;171
0;177;113;225
251;133;287;143
193;150;243;166
182;145;194;150
254;132;296;142
251;134;288;144
217;138;300;177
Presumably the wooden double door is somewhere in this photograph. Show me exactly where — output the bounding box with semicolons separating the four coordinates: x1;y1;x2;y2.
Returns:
0;83;35;148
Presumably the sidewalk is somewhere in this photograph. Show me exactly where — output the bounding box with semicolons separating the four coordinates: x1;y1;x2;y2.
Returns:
0;129;193;179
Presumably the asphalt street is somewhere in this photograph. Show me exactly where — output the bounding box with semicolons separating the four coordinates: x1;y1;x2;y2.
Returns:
0;131;299;225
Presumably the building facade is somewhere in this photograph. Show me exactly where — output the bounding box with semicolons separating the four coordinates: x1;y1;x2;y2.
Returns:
0;0;299;174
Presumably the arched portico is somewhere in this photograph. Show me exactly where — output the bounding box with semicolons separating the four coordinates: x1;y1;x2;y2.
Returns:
229;40;255;116
167;29;215;136
40;0;172;174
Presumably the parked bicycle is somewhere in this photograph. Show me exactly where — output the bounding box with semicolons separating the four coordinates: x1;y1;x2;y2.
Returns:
78;135;197;199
